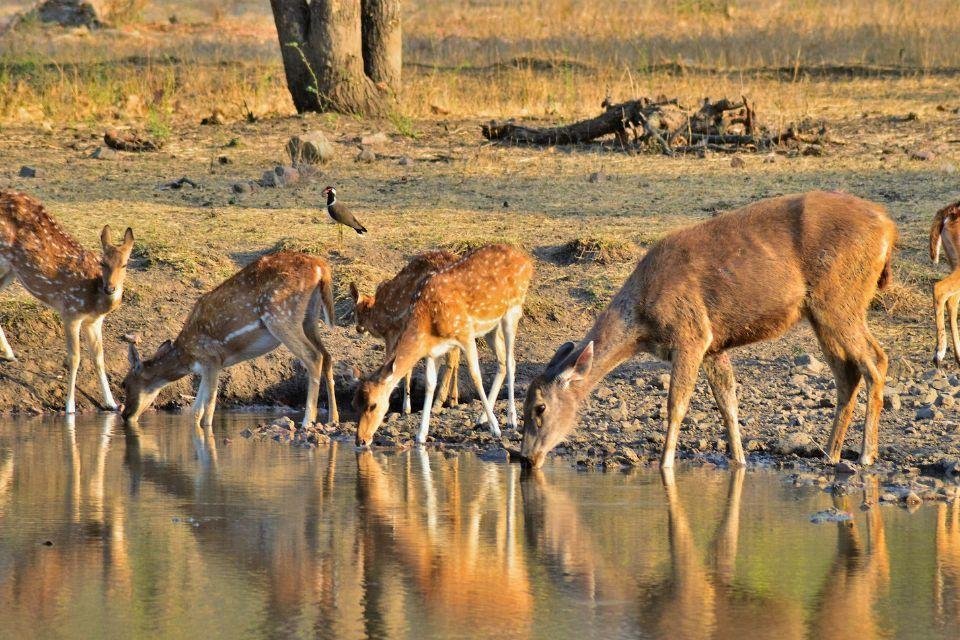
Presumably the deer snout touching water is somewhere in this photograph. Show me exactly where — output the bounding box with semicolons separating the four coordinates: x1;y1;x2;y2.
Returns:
521;191;897;469
0;190;134;413
121;251;338;429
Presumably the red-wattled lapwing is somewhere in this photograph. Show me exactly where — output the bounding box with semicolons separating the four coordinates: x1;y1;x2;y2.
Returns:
322;186;367;248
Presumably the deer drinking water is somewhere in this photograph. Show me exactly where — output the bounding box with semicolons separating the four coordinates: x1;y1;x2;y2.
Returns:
929;200;960;366
521;191;897;469
350;250;464;415
0;191;134;413
121;251;338;428
354;244;533;446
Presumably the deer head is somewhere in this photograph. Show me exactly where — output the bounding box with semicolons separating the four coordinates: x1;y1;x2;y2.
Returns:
520;341;594;468
349;282;377;335
99;226;135;297
354;358;398;446
121;335;181;423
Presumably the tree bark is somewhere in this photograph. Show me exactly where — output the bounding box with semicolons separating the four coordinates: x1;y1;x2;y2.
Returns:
361;0;402;93
270;0;390;116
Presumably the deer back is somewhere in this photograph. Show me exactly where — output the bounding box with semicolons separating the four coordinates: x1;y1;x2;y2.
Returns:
364;250;459;338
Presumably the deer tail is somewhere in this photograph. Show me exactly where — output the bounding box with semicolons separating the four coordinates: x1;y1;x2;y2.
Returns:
877;226;897;291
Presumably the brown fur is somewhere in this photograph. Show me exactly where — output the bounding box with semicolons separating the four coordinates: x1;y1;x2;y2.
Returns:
0;190;134;412
355;244;534;445
350;250;462;413
121;251;338;428
929;200;960;366
521;191;898;469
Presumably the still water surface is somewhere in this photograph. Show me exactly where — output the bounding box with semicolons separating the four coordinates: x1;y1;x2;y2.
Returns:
0;413;957;639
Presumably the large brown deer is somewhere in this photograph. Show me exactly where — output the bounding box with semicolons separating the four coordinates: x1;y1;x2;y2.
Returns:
0;190;134;414
929;200;960;366
354;244;533;446
349;250;463;415
521;191;896;469
121;251;338;428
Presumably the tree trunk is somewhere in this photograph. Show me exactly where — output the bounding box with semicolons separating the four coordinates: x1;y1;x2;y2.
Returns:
270;0;391;116
361;0;402;93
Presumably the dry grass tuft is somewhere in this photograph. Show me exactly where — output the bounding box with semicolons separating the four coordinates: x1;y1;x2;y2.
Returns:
268;236;327;256
557;236;639;265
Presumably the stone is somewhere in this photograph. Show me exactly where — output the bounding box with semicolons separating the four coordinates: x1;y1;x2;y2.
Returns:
730;156;745;168
360;131;389;145
802;144;824;157
260;165;300;188
777;432;817;456
880;492;898;503
794;353;826;374
620;447;641;466
356;146;376;163
596;386;613;399
398;156;414;166
18;166;38;178
286;131;334;165
835;460;858;475
34;0;102;28
746;439;763;452
231;182;251;194
916;405;938;420
89;146;117;160
883;387;902;411
654;374;671;391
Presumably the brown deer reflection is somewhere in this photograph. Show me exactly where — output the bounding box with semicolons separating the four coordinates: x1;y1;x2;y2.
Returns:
810;477;890;640
356;449;533;635
640;468;805;640
935;498;960;631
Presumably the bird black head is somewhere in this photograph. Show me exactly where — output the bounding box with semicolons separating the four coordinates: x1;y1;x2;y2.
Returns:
322;185;337;206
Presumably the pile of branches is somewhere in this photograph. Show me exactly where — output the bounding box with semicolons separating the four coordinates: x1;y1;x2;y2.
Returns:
481;96;826;155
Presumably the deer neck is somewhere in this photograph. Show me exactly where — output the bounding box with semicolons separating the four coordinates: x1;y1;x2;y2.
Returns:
573;302;645;400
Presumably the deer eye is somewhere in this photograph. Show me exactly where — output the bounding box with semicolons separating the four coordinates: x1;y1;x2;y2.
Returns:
367;402;377;412
535;404;546;417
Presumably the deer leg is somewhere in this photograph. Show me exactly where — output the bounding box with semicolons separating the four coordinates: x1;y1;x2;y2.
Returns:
300;313;339;425
433;348;460;409
477;328;506;426
82;317;117;411
860;330;888;466
933;271;960;366
402;372;412;414
64;317;82;414
0;270;17;362
416;356;440;444
193;367;221;429
821;354;862;465
502;308;521;429
661;346;705;469
702;351;744;465
949;292;960;365
463;339;501;437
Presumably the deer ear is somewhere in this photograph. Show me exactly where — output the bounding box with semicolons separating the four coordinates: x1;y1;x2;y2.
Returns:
546;341;577;373
349;282;360;303
557;341;593;386
383;356;396;382
123;227;134;247
127;341;142;371
155;339;173;358
100;225;112;249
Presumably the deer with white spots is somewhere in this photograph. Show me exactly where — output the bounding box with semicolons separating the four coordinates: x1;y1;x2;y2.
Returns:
521;191;897;470
121;251;338;428
354;244;534;446
0;191;135;413
929;200;960;367
350;250;466;415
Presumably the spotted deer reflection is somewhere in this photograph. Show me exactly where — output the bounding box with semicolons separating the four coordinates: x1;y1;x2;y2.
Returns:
934;498;960;631
356;449;533;635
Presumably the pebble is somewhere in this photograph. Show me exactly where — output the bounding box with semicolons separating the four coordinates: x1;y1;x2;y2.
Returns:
18;166;38;178
730;156;745;168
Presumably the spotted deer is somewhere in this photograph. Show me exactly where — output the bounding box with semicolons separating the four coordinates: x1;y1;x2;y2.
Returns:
349;250;464;415
929;200;960;366
354;244;534;446
521;191;897;469
0;191;134;413
121;251;338;428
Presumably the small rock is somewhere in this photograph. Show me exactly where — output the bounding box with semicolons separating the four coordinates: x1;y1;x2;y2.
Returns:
232;182;251;194
746;439;763;452
835;460;858;475
620;447;641;466
286;131;335;165
904;492;922;507
359;131;389;145
777;432;817;457
916;405;938;420
802;144;824;157
398;156;413;166
240;428;253;438
810;508;852;524
89;146;118;160
730;156;745;168
18;166;38;178
596;386;613;399
218;155;232;165
654;374;671;391
794;353;826;373
880;492;898;503
883;387;902;411
356;146;376;163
